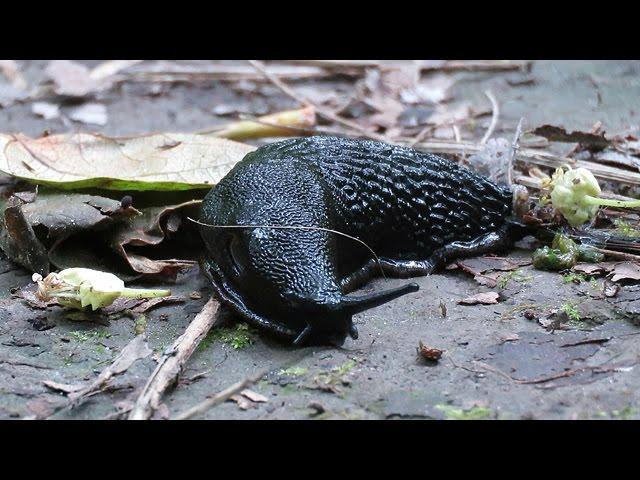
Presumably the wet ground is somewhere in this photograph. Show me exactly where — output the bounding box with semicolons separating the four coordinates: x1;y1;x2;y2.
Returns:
1;60;640;420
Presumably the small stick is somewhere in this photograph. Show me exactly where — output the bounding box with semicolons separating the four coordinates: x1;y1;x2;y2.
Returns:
173;350;314;420
507;117;525;186
411;139;640;186
198;106;316;139
564;121;603;158
68;334;152;406
420;60;531;74
248;60;390;143
591;247;640;263
452;124;461;143
173;368;268;420
128;297;221;420
480;90;499;144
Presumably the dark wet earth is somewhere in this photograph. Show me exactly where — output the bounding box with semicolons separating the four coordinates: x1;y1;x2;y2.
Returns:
1;60;640;420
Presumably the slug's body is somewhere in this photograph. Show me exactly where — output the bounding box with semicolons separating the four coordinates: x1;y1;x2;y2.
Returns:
199;136;516;345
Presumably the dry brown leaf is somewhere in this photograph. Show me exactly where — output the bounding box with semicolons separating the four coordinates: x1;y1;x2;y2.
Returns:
45;60;95;97
474;272;500;288
42;380;84;394
603;280;620;298
573;263;608;275
458;292;500;305
532;124;610;150
0;132;255;190
240;389;268;403
417;341;443;362
0;60;27;90
32;102;60;120
69;103;108;126
229;394;256;410
131;296;186;314
609;262;640;282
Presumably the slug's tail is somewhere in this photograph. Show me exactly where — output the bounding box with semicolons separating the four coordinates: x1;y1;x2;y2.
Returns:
292;282;419;346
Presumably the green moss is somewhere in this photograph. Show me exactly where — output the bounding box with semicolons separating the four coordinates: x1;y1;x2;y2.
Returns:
560;302;581;322
436;404;493;420
198;323;255;351
279;366;308;377
134;315;148;335
562;272;587;284
498;269;532;288
533;233;604;271
614;219;640;238
314;358;359;387
612;406;636;419
70;329;111;342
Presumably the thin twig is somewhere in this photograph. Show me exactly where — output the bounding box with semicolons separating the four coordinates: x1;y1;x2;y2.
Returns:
248;60;390;143
419;60;531;74
173;351;314;420
473;359;636;385
564;121;603;158
128;297;221;420
68;334;152;407
452;125;461;143
173;369;268;420
480;90;499;144
507;117;525;186
411;139;640;186
591;247;640;263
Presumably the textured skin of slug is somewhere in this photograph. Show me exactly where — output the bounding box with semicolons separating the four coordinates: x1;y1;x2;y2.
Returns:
199;136;515;345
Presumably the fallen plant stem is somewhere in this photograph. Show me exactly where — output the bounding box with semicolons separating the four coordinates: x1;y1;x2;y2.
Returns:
173;368;268;420
67;334;152;407
590;247;640;263
410;139;640;186
248;60;390;143
173;351;312;420
419;60;531;73
473;359;635;385
480;90;499;144
198;107;316;139
508;117;524;186
128;297;221;420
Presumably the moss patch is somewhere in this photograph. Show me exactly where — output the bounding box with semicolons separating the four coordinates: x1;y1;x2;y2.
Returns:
198;323;255;351
436;404;493;420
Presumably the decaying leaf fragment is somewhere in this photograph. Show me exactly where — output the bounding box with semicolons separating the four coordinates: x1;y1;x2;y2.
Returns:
609;262;640;282
417;341;444;362
458;292;500;305
34;268;171;311
0;132;255;191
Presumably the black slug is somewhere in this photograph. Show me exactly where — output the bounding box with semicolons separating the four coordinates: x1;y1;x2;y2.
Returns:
199;136;520;346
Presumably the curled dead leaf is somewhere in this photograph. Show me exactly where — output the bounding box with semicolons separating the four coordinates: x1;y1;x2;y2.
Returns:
0;132;255;191
417;340;443;362
609;262;640;282
458;292;500;305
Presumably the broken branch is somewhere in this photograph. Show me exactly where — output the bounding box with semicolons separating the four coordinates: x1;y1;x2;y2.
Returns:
481;90;499;144
128;297;221;420
248;60;390;143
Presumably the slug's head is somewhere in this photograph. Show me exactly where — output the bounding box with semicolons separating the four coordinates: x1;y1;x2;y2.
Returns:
200;221;419;346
